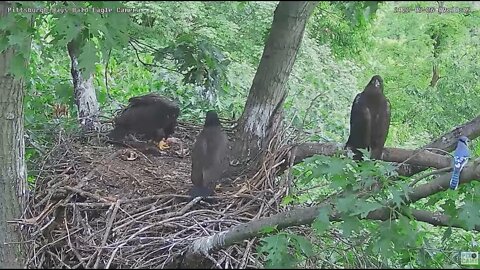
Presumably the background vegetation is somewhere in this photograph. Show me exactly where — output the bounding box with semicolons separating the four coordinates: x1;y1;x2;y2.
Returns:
18;1;480;268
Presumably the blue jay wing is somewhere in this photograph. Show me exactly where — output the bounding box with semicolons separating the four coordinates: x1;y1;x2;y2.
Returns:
450;156;468;190
454;156;468;169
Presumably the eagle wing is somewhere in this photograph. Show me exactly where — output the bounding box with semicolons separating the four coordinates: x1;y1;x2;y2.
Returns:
191;131;207;187
128;93;165;106
202;128;228;188
370;98;391;159
346;93;372;151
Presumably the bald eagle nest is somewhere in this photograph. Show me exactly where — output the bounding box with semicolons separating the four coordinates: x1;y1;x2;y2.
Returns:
18;120;293;269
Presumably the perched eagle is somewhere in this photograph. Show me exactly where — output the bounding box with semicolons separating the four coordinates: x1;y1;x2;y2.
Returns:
345;75;391;160
189;110;228;199
109;93;180;149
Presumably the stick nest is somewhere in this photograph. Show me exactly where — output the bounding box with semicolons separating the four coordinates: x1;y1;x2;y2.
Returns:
19;121;292;269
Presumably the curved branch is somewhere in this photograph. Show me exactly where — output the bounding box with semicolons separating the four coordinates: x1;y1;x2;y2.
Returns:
401;115;480;176
404;158;480;204
176;159;480;266
423;115;480;153
410;209;478;230
287;142;451;169
128;40;185;75
282;115;480;176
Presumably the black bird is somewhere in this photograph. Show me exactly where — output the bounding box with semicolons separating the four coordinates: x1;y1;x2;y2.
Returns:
345;75;391;160
189;110;228;199
109;93;180;149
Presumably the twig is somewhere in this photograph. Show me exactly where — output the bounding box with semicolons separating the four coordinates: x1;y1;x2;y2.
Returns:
64;213;87;268
61;186;115;203
239;239;255;269
104;48;112;101
409;166;452;187
94;200;121;268
105;197;202;268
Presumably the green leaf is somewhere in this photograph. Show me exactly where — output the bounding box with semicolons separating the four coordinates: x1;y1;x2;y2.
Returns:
324;158;347;175
336;195;356;214
53;15;82;47
330;172;351;189
8;30;30;47
260;225;277;234
0;13;17;31
258;234;295;269
54;83;73;101
390;186;406;208
373;237;394;259
340;216;362;237
77;40;99;78
291;235;314;257
351;200;383;219
458;201;480;231
441;227;452;242
0;35;8;53
312;205;332;235
8;53;28;79
440;199;457;217
281;195;295;206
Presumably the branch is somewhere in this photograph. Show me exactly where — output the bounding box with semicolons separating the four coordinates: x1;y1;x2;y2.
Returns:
423;115;480;153
287;142;451;169
128;40;185;75
176;158;480;266
401;115;480;176
402;158;480;204
410;209;479;230
282;115;480;176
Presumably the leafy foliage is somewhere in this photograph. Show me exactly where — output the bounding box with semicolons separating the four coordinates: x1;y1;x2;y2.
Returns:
257;232;315;269
4;0;480;268
307;1;380;59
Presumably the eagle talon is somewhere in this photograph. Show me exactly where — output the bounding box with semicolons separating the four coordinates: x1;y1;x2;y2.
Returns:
158;139;170;150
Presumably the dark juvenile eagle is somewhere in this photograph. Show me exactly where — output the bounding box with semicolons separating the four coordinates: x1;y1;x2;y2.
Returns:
189;110;228;199
109;93;180;149
345;75;391;160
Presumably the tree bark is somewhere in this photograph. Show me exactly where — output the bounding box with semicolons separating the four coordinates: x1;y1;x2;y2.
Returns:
429;64;440;87
67;36;100;131
0;2;28;268
231;1;319;173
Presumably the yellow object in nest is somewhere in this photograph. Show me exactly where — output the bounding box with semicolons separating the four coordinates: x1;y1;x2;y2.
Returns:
157;139;170;150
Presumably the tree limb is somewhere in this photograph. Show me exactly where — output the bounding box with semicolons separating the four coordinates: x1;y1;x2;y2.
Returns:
401;115;480;176
423;115;480;153
282;115;480;176
288;142;451;169
410;209;479;231
176;158;480;267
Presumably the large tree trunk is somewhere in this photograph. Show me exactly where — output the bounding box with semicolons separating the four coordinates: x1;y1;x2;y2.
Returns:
67;37;100;131
231;1;319;172
0;3;28;268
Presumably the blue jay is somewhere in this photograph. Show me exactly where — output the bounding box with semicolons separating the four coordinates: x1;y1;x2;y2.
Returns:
450;136;470;190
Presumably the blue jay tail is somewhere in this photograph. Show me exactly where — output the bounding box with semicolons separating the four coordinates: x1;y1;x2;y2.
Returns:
449;167;461;190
